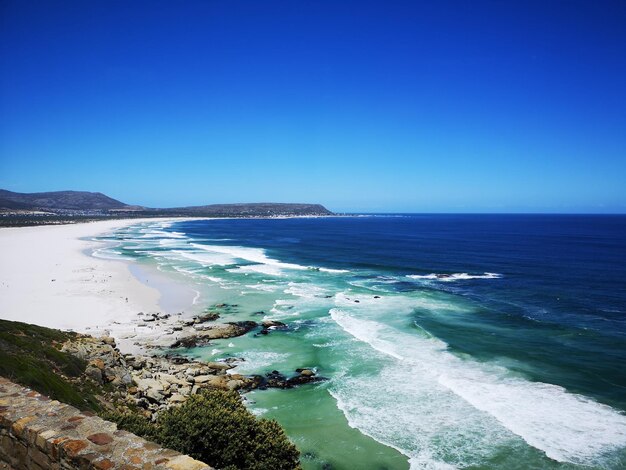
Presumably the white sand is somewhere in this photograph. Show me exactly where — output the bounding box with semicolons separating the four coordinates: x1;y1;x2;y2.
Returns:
0;219;187;334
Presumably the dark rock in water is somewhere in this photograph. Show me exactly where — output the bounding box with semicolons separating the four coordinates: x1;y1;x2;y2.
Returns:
286;374;324;387
257;320;289;336
228;321;258;331
354;300;360;303
257;369;325;389
196;312;220;322
223;357;242;364
264;371;288;389
262;320;287;328
374;295;381;299
244;375;265;390
324;295;333;298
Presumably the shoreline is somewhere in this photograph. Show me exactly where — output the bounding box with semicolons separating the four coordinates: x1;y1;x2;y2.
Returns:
0;218;201;352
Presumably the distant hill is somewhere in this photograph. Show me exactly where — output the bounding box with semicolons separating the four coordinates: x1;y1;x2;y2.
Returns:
0;190;130;211
0;189;333;217
162;203;333;217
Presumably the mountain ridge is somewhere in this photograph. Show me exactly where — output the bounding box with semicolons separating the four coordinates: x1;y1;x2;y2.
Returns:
0;189;333;217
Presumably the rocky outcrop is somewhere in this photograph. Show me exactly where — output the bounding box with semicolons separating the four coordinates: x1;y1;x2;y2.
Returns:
59;332;327;420
61;337;132;388
170;321;258;348
58;335;260;419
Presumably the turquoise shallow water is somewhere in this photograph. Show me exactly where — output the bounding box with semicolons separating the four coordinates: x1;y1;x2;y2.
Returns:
94;216;626;469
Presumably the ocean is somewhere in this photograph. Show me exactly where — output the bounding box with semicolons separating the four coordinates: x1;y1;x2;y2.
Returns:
94;214;626;469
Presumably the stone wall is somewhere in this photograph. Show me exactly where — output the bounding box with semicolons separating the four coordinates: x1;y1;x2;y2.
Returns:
0;377;212;470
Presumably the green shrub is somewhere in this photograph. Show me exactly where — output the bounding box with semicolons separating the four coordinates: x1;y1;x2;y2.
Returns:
158;390;300;470
106;389;301;470
100;410;160;442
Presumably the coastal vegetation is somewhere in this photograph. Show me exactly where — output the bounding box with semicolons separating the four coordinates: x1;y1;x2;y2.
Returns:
0;319;102;410
0;319;301;470
105;391;300;470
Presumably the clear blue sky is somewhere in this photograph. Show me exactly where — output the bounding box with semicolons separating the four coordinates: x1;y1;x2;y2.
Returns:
1;1;625;213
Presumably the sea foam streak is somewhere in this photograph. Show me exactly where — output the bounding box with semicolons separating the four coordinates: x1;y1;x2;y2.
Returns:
330;309;626;467
192;243;307;275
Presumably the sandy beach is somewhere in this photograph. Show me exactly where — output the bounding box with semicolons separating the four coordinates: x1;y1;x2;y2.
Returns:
0;219;193;339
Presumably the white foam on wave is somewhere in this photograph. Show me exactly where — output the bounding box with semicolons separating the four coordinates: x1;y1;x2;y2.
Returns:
284;282;329;299
269;299;302;319
170;266;230;287
407;272;502;282
244;283;283;292
190;243;343;276
158;239;187;247
262;283;336;320
173;249;237;267
249;407;269;416
193;244;306;271
319;267;350;273
229;264;281;276
137;230;187;239
330;309;626;467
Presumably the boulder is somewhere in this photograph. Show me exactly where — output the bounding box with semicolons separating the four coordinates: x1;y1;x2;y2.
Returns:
192;375;214;384
144;388;164;403
85;365;103;384
169;394;186;403
226;380;244;391
89;359;105;370
196;312;220;322
135;378;164;393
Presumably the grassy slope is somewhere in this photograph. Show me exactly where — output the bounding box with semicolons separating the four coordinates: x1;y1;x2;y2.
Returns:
0;319;101;410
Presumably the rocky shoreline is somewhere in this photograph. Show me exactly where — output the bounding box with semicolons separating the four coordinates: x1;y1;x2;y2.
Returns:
67;304;324;419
